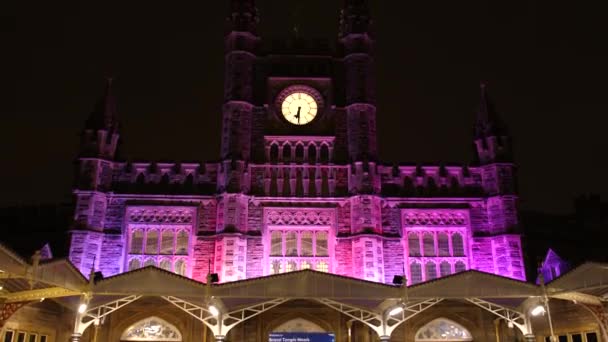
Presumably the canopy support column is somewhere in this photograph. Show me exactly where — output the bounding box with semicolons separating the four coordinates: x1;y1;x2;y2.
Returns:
316;298;443;340
162;296;288;341
465;298;531;336
71;295;141;340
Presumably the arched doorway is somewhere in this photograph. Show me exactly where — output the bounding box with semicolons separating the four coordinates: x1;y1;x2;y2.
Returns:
415;318;473;342
120;316;182;341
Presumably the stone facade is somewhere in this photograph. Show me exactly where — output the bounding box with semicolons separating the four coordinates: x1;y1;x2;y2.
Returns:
65;0;526;287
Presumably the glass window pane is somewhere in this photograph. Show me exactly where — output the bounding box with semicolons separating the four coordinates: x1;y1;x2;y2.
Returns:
16;333;25;342
40;337;47;342
586;333;598;342
301;260;311;270
176;231;189;255
286;260;297;272
571;334;582;342
316;260;329;272
316;231;328;256
301;231;313;256
440;261;451;277
455;261;466;273
160;259;171;272
558;336;567;342
174;259;186;276
271;231;282;256
128;258;141;271
28;334;36;342
415;318;472;341
452;233;465;256
286;232;298;256
408;234;420;257
270;260;282;274
423;234;435;256
161;231;174;254
4;331;14;342
146;230;159;254
144;258;156;267
130;230;143;254
438;233;449;256
425;261;437;281
410;262;422;284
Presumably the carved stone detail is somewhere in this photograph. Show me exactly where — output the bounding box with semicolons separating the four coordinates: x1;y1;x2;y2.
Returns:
265;208;334;226
126;206;196;224
402;210;467;226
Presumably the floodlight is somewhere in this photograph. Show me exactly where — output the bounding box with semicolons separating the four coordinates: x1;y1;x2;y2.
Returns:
208;305;220;317
388;306;404;316
78;303;88;314
530;305;546;316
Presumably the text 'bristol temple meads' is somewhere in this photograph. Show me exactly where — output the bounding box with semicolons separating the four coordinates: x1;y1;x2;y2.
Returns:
70;0;524;287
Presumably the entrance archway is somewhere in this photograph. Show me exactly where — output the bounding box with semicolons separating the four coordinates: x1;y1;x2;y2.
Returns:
120;316;182;341
415;318;473;342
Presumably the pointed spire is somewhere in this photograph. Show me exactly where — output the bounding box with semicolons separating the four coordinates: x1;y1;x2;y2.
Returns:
227;0;258;34
475;82;506;139
85;78;119;134
339;0;372;38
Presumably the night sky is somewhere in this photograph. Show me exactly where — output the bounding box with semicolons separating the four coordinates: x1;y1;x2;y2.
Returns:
3;1;606;214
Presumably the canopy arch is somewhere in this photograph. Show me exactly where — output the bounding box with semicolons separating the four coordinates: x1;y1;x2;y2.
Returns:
415;318;473;341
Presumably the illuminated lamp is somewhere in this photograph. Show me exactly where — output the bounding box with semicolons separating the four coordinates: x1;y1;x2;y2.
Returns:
388;306;404;316
208;305;220;317
530;305;546;316
78;303;88;314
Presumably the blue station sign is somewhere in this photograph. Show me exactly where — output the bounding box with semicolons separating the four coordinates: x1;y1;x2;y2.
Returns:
269;333;336;342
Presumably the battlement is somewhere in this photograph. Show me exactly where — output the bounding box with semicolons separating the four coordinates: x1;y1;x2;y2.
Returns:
110;161;219;195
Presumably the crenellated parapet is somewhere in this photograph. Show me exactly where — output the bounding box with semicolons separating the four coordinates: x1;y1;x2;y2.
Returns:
109;161;219;195
378;164;484;197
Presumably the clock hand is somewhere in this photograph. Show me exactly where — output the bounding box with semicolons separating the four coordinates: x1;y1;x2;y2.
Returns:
296;107;301;124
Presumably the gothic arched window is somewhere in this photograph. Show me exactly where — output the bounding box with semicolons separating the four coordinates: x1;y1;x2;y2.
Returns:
283;144;292;162
320;144;329;163
159;259;171;272
308;144;317;164
423;233;435;256
161;231;174;254
146;230;159;254
271;231;282;256
270;144;279;163
176;231;189;255
128;258;141;271
174;259;186;276
452;233;465;256
295;144;304;163
130;230;144;254
440;261;452;277
425;261;437;281
455;261;466;274
144;258;156;267
415;318;472;341
438;233;450;256
301;231;313;256
285;232;298;256
316;231;328;256
408;233;421;257
410;262;422;284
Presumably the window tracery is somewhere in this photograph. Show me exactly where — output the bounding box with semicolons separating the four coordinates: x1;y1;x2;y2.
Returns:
415;318;472;341
121;316;182;341
127;225;191;276
268;229;330;275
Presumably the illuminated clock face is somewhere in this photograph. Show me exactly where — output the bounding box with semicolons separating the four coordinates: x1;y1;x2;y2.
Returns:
281;92;318;125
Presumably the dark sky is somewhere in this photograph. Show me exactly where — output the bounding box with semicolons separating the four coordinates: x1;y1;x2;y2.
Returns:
2;1;606;214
